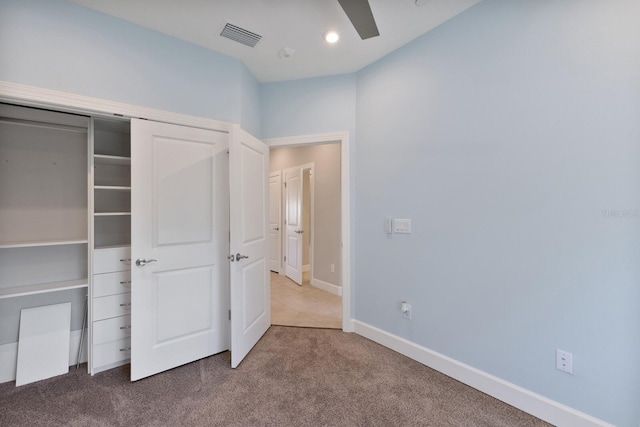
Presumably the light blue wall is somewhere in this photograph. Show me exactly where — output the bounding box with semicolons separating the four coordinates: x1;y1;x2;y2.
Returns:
354;0;640;425
0;0;260;131
261;74;356;139
240;66;262;137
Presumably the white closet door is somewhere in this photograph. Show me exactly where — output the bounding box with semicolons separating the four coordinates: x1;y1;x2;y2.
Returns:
229;125;270;368
130;119;229;381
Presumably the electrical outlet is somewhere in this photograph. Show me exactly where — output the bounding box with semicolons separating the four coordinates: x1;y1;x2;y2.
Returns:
330;264;335;273
401;302;412;319
556;349;573;374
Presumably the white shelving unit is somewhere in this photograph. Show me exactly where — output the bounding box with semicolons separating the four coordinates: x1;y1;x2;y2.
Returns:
90;117;132;374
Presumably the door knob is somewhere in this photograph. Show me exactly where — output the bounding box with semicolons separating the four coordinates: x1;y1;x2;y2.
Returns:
227;254;235;262
274;227;280;231
295;230;304;234
236;253;249;260
135;258;157;267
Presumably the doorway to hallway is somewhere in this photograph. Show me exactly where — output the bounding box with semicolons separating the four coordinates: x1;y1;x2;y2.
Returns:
268;141;343;329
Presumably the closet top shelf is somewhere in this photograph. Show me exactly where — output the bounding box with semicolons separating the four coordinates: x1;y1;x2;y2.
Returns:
0;279;88;300
0;239;88;249
94;154;131;166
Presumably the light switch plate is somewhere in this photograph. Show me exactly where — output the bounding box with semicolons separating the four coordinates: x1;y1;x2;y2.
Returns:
394;219;411;234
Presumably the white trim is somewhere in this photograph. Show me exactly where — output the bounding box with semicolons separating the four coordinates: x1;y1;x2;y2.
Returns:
265;131;352;332
0;81;231;132
353;321;614;427
302;264;310;272
311;277;342;296
0;329;89;384
266;132;346;147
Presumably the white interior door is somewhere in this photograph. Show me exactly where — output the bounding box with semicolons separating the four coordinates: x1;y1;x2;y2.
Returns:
130;119;229;381
269;171;282;273
229;125;270;368
283;166;303;285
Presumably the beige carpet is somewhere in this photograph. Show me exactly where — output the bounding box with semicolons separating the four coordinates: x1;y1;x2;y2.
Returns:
0;326;550;426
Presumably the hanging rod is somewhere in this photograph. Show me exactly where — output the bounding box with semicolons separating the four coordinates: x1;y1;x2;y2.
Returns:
0;117;87;133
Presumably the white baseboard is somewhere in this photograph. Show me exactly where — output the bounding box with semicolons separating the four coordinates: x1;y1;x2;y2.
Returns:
303;264;310;272
353;321;613;427
311;277;342;296
0;329;89;384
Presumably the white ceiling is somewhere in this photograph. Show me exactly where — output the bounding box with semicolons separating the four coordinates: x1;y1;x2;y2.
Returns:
68;0;481;83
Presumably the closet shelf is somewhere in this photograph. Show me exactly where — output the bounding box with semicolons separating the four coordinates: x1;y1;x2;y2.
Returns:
94;185;131;191
94;212;131;216
0;279;88;299
94;154;131;166
94;244;131;251
0;239;88;249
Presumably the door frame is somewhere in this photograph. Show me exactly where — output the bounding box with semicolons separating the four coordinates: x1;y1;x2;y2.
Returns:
301;165;314;283
265;133;352;333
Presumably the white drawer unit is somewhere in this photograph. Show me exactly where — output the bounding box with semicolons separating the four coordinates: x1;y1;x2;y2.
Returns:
92;338;131;370
93;315;131;345
93;246;131;274
93;293;131;321
93;271;132;298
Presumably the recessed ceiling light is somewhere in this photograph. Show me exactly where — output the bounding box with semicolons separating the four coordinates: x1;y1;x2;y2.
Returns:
324;31;340;44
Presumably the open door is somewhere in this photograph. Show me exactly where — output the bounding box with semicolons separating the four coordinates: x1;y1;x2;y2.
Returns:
283;166;303;285
229;125;270;368
130;119;230;381
269;171;282;273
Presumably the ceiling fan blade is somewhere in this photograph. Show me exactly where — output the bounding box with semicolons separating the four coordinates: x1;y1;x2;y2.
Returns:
337;0;380;40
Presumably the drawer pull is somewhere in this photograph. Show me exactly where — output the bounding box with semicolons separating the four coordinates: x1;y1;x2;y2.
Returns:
119;281;132;285
119;303;132;307
120;325;132;330
119;258;131;262
120;347;131;352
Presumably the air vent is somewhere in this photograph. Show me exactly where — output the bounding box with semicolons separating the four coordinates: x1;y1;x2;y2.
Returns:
220;23;262;48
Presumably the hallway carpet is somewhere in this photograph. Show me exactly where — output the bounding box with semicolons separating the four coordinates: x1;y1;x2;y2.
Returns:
0;326;550;426
271;272;342;329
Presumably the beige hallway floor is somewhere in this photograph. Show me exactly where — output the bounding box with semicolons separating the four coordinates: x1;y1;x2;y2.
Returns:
271;272;342;329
